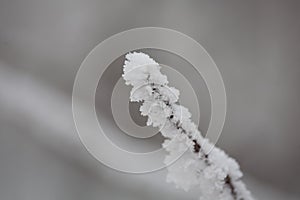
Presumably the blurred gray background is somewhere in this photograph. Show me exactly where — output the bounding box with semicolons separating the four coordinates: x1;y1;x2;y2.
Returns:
0;0;300;199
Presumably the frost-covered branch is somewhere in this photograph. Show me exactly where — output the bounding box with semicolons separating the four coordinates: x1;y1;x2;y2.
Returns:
122;52;254;200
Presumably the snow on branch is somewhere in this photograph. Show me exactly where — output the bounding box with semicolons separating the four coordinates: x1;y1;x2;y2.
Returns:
122;52;254;200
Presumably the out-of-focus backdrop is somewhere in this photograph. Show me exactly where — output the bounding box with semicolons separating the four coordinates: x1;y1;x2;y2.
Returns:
0;0;300;200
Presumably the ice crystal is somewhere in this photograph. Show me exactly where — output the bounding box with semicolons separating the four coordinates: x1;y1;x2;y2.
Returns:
122;52;254;200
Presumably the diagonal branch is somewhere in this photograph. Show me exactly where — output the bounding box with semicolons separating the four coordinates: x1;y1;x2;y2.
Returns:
123;52;254;200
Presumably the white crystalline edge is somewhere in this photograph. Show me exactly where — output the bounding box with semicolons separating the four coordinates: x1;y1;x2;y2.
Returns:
122;52;254;200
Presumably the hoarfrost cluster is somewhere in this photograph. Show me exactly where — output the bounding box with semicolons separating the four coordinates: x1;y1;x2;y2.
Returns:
122;52;254;200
